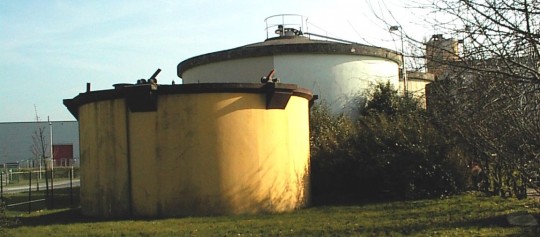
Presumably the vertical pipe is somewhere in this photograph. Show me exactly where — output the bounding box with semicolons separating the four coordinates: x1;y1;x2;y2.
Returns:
76;115;82;210
125;105;133;217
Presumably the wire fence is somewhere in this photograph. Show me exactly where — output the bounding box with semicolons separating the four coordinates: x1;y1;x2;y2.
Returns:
0;163;80;213
2;158;80;170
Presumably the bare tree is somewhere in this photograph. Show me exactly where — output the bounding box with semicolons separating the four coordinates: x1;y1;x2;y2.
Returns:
427;71;540;197
30;107;50;201
419;0;539;80
421;0;540;197
368;0;540;197
30;126;47;161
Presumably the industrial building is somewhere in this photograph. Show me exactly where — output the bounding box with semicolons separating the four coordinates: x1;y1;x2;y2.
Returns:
0;121;79;167
425;34;460;79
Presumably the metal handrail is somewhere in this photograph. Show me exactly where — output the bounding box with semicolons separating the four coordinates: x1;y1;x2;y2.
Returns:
264;14;305;39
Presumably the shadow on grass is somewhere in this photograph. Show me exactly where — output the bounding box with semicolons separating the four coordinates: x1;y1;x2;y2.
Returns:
449;215;540;237
310;193;406;207
7;208;202;228
449;214;510;228
3;187;80;213
3;187;97;228
7;208;102;227
358;215;538;236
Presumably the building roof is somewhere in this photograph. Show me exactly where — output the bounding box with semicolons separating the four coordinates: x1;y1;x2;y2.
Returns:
177;36;402;78
64;83;314;119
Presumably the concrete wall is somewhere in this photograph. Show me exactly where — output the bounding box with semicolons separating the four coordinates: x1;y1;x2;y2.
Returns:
78;99;130;217
400;72;436;107
407;80;429;97
77;91;310;218
181;56;274;83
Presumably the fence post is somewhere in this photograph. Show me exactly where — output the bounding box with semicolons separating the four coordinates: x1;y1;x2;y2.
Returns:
28;170;32;214
36;168;40;191
50;169;54;208
39;160;42;180
1;171;3;200
70;166;73;205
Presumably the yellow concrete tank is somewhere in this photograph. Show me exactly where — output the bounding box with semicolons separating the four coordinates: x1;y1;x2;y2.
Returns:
64;83;313;218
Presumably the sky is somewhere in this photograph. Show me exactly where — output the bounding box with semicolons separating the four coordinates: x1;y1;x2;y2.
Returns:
0;0;434;122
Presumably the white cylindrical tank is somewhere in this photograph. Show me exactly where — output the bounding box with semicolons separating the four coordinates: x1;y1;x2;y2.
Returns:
178;18;402;112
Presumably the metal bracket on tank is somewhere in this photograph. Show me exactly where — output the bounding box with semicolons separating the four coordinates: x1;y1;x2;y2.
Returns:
265;83;294;109
261;69;280;83
125;69;161;112
125;85;158;112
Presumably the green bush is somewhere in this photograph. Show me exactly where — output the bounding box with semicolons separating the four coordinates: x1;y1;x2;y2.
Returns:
310;83;469;204
0;199;17;227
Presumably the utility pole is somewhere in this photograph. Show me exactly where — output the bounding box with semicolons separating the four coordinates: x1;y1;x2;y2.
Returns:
390;25;407;95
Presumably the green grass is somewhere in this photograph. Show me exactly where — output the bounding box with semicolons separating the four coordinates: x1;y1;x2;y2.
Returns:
2;192;539;236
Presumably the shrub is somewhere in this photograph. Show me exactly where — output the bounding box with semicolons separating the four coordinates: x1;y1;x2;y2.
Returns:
310;83;469;204
0;199;16;227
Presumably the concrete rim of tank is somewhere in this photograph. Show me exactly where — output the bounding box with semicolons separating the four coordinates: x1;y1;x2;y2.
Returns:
177;37;403;78
407;71;436;83
63;83;314;119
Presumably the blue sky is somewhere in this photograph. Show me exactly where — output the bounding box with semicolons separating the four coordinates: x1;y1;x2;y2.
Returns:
0;0;429;122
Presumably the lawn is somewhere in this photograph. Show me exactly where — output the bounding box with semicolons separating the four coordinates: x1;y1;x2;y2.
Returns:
1;191;539;236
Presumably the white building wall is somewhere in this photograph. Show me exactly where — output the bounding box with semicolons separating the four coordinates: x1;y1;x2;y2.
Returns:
182;54;399;112
406;80;429;97
274;54;399;110
181;57;274;83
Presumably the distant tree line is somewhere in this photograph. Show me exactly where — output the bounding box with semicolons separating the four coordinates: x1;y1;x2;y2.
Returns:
427;70;540;199
346;0;540;203
420;0;540;198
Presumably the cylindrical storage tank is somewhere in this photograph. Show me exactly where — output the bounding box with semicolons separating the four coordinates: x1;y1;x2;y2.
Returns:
403;71;435;107
178;33;402;112
64;83;313;218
